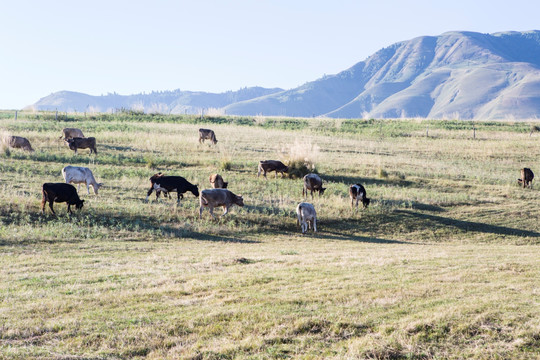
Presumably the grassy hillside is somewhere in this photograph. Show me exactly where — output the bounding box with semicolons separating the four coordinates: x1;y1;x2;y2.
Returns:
1;111;539;359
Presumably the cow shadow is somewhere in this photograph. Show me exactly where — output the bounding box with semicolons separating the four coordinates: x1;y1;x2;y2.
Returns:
394;210;540;238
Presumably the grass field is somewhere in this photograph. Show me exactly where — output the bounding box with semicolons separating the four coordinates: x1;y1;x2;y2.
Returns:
1;111;539;359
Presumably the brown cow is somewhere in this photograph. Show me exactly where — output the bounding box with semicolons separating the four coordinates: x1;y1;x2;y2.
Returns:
518;168;534;188
66;137;97;154
199;188;244;219
258;160;289;179
198;128;218;144
41;183;85;215
209;174;228;188
5;136;34;152
60;128;84;140
303;173;326;198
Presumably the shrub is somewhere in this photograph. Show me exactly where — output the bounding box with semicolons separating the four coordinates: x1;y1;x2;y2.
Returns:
378;167;389;179
220;160;232;171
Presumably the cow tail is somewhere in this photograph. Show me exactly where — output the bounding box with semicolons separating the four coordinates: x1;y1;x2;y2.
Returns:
200;194;209;206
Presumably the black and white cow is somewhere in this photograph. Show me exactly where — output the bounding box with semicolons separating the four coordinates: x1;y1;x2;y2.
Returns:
146;173;199;203
349;183;370;209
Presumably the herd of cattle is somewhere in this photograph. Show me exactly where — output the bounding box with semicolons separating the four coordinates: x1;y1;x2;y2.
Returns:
4;126;536;234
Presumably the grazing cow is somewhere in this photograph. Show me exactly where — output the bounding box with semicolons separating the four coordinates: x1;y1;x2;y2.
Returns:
209;174;228;189
199;188;244;219
66;137;97;154
62;166;103;195
198;128;218;144
41;183;84;215
5;136;34;152
518;168;534;188
146;173;199;203
60;128;84;140
258;160;289;179
302;173;326;198
296;202;317;234
349;183;370;209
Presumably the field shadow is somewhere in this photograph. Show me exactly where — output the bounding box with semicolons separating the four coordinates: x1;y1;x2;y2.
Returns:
395;210;540;238
316;231;411;245
159;226;261;244
100;144;140;152
323;174;412;187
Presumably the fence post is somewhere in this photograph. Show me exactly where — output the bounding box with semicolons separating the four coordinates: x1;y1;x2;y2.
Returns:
55;111;58;121
14;110;17;120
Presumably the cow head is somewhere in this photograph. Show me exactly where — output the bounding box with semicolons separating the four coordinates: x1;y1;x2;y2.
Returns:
94;183;104;195
319;187;326;195
149;172;164;183
212;139;218;145
234;195;244;207
362;197;370;208
190;184;199;197
75;199;85;210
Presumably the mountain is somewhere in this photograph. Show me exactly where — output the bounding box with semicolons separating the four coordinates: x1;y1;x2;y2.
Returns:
29;87;284;114
29;31;540;120
224;30;540;120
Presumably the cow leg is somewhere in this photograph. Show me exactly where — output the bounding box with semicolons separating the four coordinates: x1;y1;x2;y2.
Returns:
48;201;56;215
86;181;91;195
209;206;216;219
313;218;317;233
176;192;182;204
145;187;154;202
275;171;278;179
41;197;47;214
67;204;72;214
222;205;229;217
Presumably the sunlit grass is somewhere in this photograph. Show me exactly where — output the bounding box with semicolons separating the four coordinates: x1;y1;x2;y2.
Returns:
1;111;540;359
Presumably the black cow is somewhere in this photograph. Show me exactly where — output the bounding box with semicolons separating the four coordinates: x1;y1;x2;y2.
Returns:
66;137;97;154
258;160;289;179
41;183;84;215
146;173;199;203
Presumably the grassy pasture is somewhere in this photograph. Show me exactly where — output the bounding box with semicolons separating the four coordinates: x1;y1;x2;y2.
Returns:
0;111;539;359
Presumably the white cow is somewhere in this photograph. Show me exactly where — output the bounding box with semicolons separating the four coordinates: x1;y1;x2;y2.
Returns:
61;166;103;195
296;202;317;234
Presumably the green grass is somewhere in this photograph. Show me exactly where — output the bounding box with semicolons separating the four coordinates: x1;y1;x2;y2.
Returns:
0;110;539;359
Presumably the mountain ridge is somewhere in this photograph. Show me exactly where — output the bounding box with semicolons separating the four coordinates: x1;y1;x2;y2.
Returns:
29;30;540;120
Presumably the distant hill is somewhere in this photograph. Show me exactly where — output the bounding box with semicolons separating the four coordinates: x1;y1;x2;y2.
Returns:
29;30;540;120
29;87;284;115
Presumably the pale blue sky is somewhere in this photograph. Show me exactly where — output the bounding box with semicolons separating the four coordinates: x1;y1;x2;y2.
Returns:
1;0;539;109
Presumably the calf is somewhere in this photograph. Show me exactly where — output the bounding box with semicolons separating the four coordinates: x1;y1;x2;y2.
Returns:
296;202;317;234
62;166;103;195
66;137;97;154
209;174;228;189
41;183;84;215
60;128;84;140
258;160;289;179
302;173;326;198
198;128;218;144
349;183;370;209
6;135;34;152
199;188;244;219
518;168;534;188
146;173;199;203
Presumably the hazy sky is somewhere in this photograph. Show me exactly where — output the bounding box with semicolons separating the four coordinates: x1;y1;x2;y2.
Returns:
1;0;539;109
